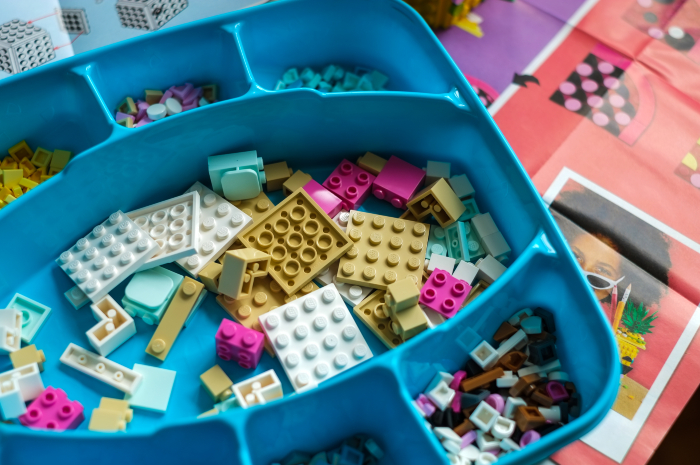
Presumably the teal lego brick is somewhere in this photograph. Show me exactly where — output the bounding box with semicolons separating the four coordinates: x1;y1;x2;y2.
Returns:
444;221;469;262
6;293;51;344
208;150;264;196
121;267;184;325
426;226;448;259
458;198;480;221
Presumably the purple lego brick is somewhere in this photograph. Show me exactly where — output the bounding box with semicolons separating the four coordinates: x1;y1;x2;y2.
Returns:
372;156;425;209
215;318;265;369
323;159;376;210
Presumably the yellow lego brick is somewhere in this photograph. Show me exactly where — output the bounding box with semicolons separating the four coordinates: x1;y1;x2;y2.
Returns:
49;149;71;174
337;210;429;291
144;90;163;105
88;409;127;432
9;344;46;371
282;170;312;197
353;291;404;349
11;185;22;198
1;158;16;170
241;188;352;296
198;261;223;293
116;117;134;128
264;161;293;192
390;303;428;340
3;194;15;203
2;169;22;187
357;152;387;175
0;186;11;200
99;397;133;422
18;178;38;190
117;96;137;115
8;140;33;162
30;147;53;168
0;200;5;209
19;158;36;177
406;178;466;228
40;174;53;182
385;277;420;316
230;191;274;226
146;277;205;361
200;365;234;402
218;249;271;299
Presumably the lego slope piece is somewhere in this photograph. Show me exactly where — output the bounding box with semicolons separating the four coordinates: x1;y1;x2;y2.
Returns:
407;178;466;228
126;191;201;271
419;270;470;318
208;150;265;200
6;293;52;343
356;152;387;175
64;285;90;310
314;260;373;308
241;188;352;296
337;211;429;291
302;179;343;218
264;161;293;192
56;211;158;303
19;387;85;431
0;363;44;402
353;291;404;349
230;191;274;225
0;309;21;353
259;284;373;393
122;266;184;325
218;249;271;299
215;319;265;369
176;182;252;278
322;159;376;211
372;155;426;209
60;343;142;395
88;295;136;356
10;345;46;371
124;364;176;413
146;277;205;361
233;369;283;409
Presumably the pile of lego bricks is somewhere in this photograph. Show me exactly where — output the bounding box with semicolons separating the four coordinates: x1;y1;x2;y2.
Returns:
273;64;389;93
271;434;385;465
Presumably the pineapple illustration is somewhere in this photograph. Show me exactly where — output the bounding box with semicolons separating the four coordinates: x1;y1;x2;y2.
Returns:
616;302;658;373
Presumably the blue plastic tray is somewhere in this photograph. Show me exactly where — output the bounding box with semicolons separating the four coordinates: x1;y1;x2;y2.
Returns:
0;0;619;464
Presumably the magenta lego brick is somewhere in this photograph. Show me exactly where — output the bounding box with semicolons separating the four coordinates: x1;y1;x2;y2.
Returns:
371;156;425;209
19;387;84;431
322;159;376;210
419;269;471;318
302;179;343;217
215;318;265;369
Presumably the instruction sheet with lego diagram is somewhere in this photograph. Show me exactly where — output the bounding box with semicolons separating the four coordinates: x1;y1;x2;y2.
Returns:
0;0;267;79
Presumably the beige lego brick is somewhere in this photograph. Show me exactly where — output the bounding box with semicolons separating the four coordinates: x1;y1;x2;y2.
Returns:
462;280;489;308
241;188;352;296
88;408;127;432
353;291;403;349
30;147;53;168
264;161;293;192
8;140;33;163
145;277;205;361
337;210;429;291
218;249;271;299
117;96;137;115
282;170;312;196
230;191;274;226
406;178;466;228
198;261;223;293
399;209;419;222
9;344;46;371
99;397;133;422
356;152;387;176
391;303;428;340
144;90;163;105
200;365;234;402
49;149;71;174
384;277;420;316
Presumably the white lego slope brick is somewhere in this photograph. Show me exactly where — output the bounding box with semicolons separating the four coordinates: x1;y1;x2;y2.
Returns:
259;284;373;393
127;191;201;271
233;369;283;409
87;295;137;356
314;261;373;308
0;309;22;353
56;211;159;303
0;363;44;402
60;343;142;394
176;182;252;278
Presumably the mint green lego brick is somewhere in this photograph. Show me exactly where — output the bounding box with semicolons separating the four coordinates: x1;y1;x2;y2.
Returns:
354;74;373;91
281;451;311;465
304;73;322;89
458;197;480;221
282;68;299;84
124;364;176;413
274;80;286;90
208;150;263;196
444;221;469;262
300;67;315;83
466;220;486;262
343;72;359;90
426;226;447;259
6;293;51;344
321;64;337;82
317;81;333;93
471;213;499;238
331;84;345;93
369;70;389;90
184;289;208;327
122;267;183;325
449;174;475;199
221;168;262;201
332;66;345;82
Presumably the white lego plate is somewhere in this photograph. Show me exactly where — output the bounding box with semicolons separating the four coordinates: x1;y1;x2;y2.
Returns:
314;261;374;308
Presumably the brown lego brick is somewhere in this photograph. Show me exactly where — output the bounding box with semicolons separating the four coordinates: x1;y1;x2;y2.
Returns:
198;261;223;293
497;351;527;372
145;277;205;361
282;170;312;196
9;344;46;371
531;385;553;408
241;188;351;295
353;291;403;349
460;368;504;393
384;277;420;316
230;191;274;225
509;373;542;397
218;249;271;299
264;161;293;192
453;419;476;436
357;152;387;175
406;178;466;228
337;211;429;291
200;365;234;402
514;406;547;432
565;381;577;395
493;321;518;343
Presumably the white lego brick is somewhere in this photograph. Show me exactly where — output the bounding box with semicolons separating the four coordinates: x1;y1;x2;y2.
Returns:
233;369;283;409
476;452;498;465
476;430;500;451
426;371;455;392
127;191;201;271
470;401;499;431
258;284;373;393
496;371;518;388
548;371;570;382
470;340;499;370
500;437;521;452
87;295;136;356
60;343;142;394
441;437;461;454
333;209;350;231
503;397;527;419
176;182;252;278
433;426;462;443
459;445;480;462
56;211;159;303
446;452;462;465
453;260;479;285
420;304;446;329
448;174;475;199
496;329;528;358
0;363;44;402
517;359;561;378
539;405;561;422
314;261;373;307
426;380;455;411
0;377;26;419
507;308;533;326
0;309;21;353
427;254;456;274
491;416;516;439
64;285;90;310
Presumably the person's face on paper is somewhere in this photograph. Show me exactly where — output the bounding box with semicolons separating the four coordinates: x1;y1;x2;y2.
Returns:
569;233;622;301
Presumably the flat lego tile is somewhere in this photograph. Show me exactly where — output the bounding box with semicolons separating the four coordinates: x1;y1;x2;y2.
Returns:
337;210;429;291
264;161;293;192
122;266;184;325
126;191;201;271
282;170;312;196
6;293;51;344
406;178;466;228
322;159;376;211
218;249;271;299
240;188;352;296
258;284;373;392
356;152;387;176
372;156;426;209
176;182;252;278
229;191;274;225
56;211;158;303
353;291;404;349
124;364;176;413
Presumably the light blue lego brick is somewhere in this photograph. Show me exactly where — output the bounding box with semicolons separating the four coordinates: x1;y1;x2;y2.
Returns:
321;64;337;82
287;79;303;89
331;84;345;93
466;220;486;262
332;66;345;82
274;80;286;90
208;150;263;195
124;364;176;413
449;173;475;199
369;70;389;90
343;72;359;90
122;267;183;325
282;67;299;84
317;81;333;93
221;168;262;201
7;293;51;343
299;67;315;83
184;289;208;327
304;73;322;89
353;74;373;92
426;226;447;259
444;221;469;262
458;197;480;221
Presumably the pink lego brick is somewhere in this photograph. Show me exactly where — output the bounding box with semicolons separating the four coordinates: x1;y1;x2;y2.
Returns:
170;83;194;101
135;101;150;122
372;155;426;209
115;111;135;122
183;87;203;106
449;370;466;390
461;430;477;448
451;393;462;413
159;90;174;104
323;159;376;210
182;101;198;111
302;179;343;217
19;387;84;431
215;318;265;369
416;393;436;416
135;117;153;128
419;269;470;318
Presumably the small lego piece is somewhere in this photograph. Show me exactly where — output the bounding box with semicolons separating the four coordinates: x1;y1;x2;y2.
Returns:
444;221;470;262
117;96;137;115
218;249;271;299
521;316;543;334
426;226;448;260
200;365;234;402
407;178;466;228
215;318;265;369
302;179;343;217
390;302;428;340
19;387;84;431
87;295;136;356
8;140;33;162
470;401;500;431
372;155;426;209
356;152;387;175
314;261;373;308
282;170;313;196
6;293;51;344
88;408;127;432
496;329;528;358
384;277;420;316
493;321;518;342
426;254;456;274
232;369;283;408
426;380;455;411
9;344;45;371
0;377;27;419
209;150;265;200
123;364;176;413
264;161;293;192
514;406;547;432
144;89;163;104
419;270;470;318
2;169;22;188
0;363;44;403
498;351;528;372
99;397;133;422
122;266;184;325
353;291;403;349
460;368;504;393
199;261;223;293
475;255;507;284
19;158;36;177
424;161;451;185
528;338;558;366
230;190;275;225
448;174;475;199
60;343;143;394
533;307;556;333
470;340;499;370
471;213;510;260
322;160;376;211
0;309;21;353
30;147;53;169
